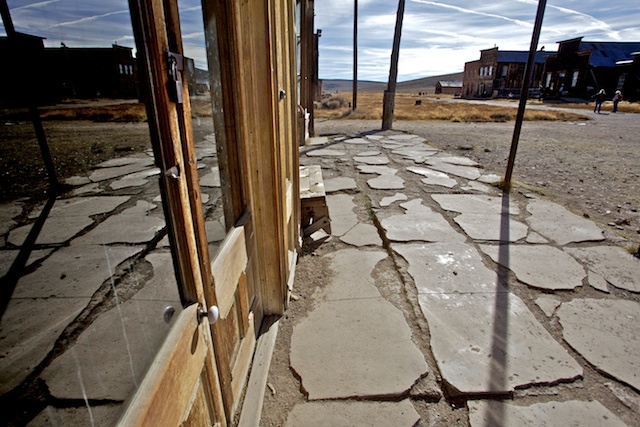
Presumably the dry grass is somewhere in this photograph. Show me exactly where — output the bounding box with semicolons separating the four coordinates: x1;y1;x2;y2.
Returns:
1;98;215;122
316;92;589;122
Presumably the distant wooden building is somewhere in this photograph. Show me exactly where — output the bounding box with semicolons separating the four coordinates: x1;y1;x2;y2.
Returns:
435;80;462;95
543;37;640;100
43;45;139;100
616;51;640;102
0;33;48;107
462;47;554;98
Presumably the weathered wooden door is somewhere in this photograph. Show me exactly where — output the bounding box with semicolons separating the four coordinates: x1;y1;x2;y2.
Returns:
121;0;298;424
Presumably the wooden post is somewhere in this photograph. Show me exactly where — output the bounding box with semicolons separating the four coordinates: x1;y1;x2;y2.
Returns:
1;0;59;193
504;0;547;187
300;0;315;136
381;0;405;130
352;0;357;110
0;0;15;36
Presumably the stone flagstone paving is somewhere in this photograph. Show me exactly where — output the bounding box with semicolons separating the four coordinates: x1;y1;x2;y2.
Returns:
289;130;640;426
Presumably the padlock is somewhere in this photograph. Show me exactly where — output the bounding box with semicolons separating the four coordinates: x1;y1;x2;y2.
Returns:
167;56;183;104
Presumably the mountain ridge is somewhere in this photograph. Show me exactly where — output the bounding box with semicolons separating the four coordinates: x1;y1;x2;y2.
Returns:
321;71;464;93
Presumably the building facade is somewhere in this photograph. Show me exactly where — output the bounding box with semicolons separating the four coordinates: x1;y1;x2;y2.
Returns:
462;47;554;98
43;45;139;100
543;37;640;100
435;80;463;95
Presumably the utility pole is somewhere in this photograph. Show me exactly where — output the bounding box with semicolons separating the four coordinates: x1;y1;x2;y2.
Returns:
382;0;405;130
504;0;547;188
352;0;357;110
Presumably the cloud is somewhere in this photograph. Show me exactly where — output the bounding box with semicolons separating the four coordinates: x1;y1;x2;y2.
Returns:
12;0;62;11
411;0;533;29
3;0;639;81
46;10;129;29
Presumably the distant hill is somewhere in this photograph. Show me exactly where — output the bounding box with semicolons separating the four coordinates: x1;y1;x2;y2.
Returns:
321;72;464;94
322;79;384;93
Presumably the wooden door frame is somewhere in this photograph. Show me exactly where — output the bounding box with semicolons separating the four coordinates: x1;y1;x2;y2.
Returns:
127;0;226;424
203;0;294;317
126;0;299;422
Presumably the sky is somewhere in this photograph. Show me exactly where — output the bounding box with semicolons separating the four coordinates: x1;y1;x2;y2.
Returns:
2;0;640;82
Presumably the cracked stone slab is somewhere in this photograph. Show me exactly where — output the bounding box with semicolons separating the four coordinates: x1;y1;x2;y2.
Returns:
306;148;346;157
394;242;501;294
17;196;131;244
205;219;226;243
0;297;89;396
356;150;381;157
478;173;501;184
357;165;397;175
407;166;457;188
388;134;423;141
64;176;91;186
426;161;482;180
391;147;438;163
344;137;370;145
382;142;413;149
110;168;160;190
380;193;407;207
200;168;221;187
89;161;154;182
74;201;164;245
468;400;627;427
326;194;358;237
324;177;357;193
290;249;427;400
432;194;520;215
558;298;640;391
0;249;55;278
28;405;119;427
367;174;405;190
8;216;92;246
526;231;549;244
431;155;478;166
69;183;103;196
381;199;464;243
29;196;131;220
42;252;182;401
339;223;382;247
459;181;491;193
353;156;390;165
419;291;582;394
195;147;217;160
0;250;18;277
587;270;610;293
94;157;154;169
527;199;604;245
13;244;143;299
564;246;640;293
308;136;328;145
454;214;529;242
365;135;384;141
285;400;419;427
535;296;562;317
479;245;585;290
0;203;22;236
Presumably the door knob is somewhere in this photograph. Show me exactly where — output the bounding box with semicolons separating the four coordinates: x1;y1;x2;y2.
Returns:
197;305;219;324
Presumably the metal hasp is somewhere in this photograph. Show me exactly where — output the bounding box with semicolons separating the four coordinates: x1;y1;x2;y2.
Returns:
167;51;184;104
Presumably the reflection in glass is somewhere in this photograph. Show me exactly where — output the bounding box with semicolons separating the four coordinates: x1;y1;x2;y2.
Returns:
0;1;223;424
